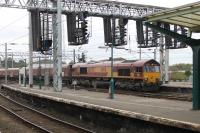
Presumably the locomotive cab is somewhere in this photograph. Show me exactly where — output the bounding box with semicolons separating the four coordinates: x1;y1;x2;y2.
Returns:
143;60;161;86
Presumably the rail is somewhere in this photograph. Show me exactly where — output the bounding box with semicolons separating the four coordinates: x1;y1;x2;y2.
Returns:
0;93;94;133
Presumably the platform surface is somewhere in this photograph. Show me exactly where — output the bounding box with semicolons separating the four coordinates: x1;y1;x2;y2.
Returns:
3;84;200;131
162;81;192;88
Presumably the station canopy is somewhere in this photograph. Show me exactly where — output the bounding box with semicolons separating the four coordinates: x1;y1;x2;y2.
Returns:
144;1;200;32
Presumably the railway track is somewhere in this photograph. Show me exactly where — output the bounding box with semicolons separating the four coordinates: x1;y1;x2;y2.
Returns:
72;86;192;102
111;88;192;101
123;91;192;101
0;93;94;133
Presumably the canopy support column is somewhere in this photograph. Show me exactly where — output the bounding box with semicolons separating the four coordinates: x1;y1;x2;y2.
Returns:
192;45;200;110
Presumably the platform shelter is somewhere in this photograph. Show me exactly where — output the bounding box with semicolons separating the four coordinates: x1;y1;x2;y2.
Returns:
144;2;200;110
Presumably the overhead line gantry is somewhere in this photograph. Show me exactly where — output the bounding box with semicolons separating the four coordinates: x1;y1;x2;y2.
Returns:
0;0;165;19
0;0;166;92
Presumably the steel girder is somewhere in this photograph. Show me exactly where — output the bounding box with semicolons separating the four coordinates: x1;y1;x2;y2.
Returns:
0;52;78;58
0;0;165;19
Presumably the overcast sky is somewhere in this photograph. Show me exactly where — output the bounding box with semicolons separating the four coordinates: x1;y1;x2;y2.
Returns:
0;0;198;64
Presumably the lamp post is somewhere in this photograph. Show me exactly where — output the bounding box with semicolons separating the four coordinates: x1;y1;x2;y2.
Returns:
0;56;1;68
39;56;42;89
5;43;7;84
24;59;26;87
4;43;14;84
11;52;14;68
109;17;115;99
99;17;116;99
73;49;76;64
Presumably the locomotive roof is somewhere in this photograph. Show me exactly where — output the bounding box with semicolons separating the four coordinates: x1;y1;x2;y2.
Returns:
122;60;138;63
73;59;160;67
133;59;160;66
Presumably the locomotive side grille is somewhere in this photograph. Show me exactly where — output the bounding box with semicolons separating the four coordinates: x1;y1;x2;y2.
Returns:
80;67;87;75
118;69;130;76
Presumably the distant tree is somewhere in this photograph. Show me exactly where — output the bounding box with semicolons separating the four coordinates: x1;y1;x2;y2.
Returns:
14;59;26;68
169;63;192;71
69;60;74;65
1;59;26;68
185;70;191;80
170;72;187;81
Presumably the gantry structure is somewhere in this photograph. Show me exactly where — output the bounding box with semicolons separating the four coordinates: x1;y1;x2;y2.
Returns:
0;51;77;58
0;0;165;91
0;0;165;19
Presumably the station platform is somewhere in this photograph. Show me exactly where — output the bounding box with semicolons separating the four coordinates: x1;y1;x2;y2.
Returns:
1;84;200;132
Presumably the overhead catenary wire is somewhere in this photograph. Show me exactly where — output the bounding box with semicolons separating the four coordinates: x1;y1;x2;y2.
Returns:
7;33;28;43
0;14;28;32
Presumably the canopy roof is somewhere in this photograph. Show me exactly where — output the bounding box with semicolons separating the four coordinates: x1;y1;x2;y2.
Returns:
144;1;200;32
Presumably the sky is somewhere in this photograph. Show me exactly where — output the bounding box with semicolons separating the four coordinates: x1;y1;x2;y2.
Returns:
0;0;199;65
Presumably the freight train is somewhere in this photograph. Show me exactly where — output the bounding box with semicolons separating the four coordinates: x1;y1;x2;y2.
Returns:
0;59;161;91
